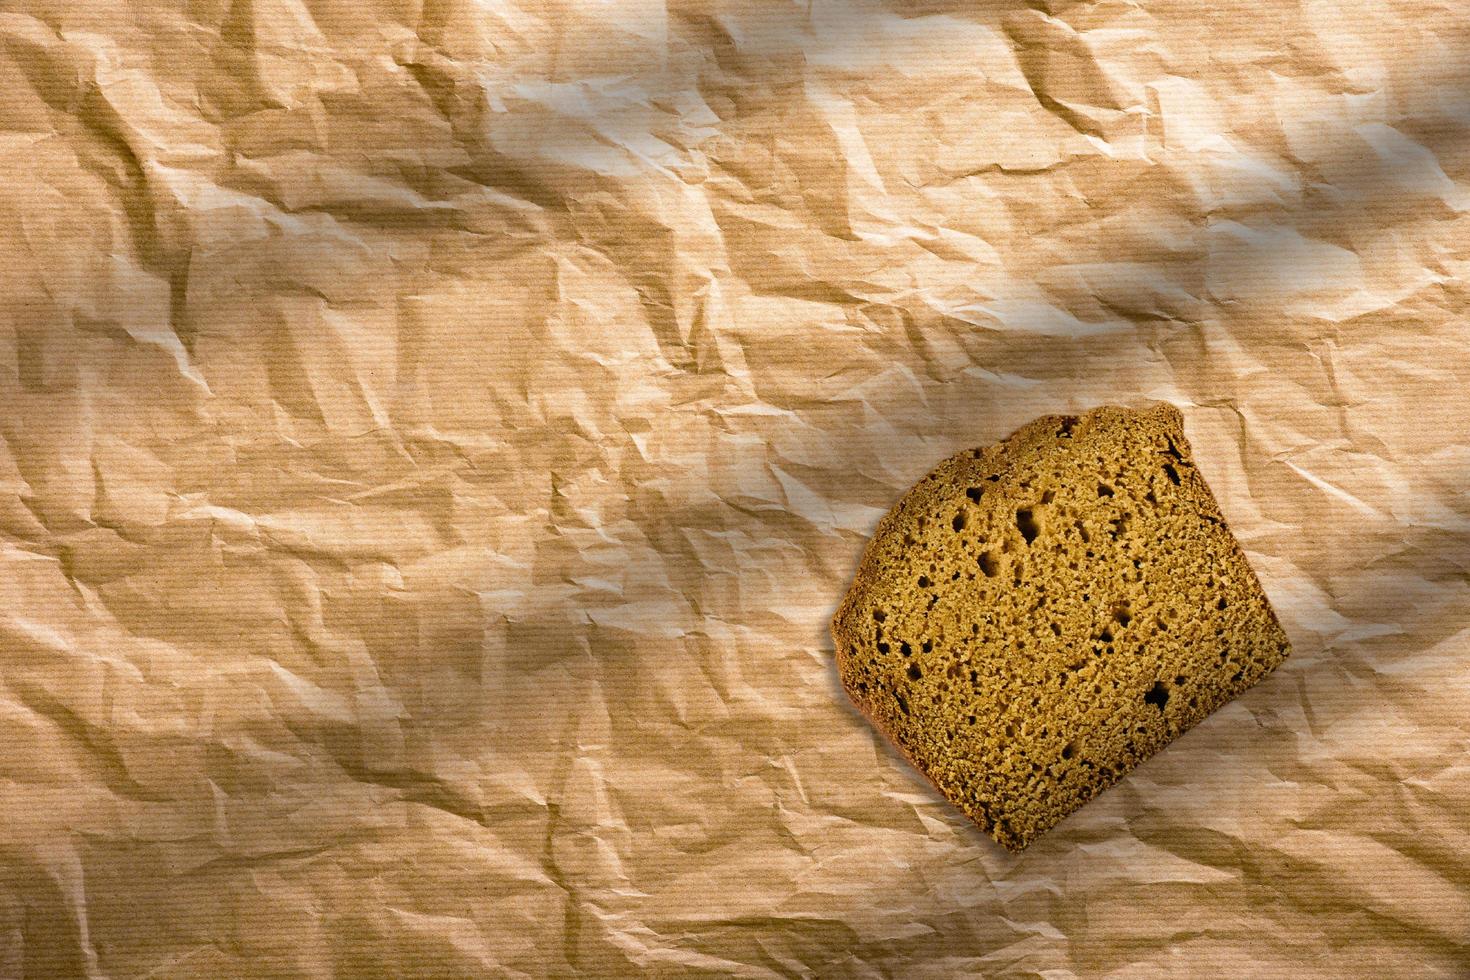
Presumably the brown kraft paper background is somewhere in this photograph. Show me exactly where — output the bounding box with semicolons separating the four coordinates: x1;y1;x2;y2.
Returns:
0;0;1467;976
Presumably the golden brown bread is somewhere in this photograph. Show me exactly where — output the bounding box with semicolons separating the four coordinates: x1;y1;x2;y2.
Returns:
831;403;1291;851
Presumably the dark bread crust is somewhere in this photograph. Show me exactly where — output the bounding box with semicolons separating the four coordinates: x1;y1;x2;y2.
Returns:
832;403;1290;851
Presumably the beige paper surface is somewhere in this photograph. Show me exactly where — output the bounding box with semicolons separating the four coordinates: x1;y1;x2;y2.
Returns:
1;0;1467;975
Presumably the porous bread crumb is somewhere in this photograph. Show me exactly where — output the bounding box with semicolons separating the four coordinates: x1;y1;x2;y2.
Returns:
831;403;1291;851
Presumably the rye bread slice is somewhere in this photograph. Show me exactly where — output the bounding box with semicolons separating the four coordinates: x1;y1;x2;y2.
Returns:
831;403;1291;851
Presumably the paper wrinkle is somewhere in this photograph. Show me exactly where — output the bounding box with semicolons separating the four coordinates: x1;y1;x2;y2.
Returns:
2;0;1468;975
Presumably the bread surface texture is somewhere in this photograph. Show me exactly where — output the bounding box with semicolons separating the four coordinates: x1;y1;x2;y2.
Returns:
831;403;1291;851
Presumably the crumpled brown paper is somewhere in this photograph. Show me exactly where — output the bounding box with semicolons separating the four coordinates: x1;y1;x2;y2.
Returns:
1;0;1467;975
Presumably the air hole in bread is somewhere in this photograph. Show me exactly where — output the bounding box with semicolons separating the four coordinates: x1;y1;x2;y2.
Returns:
872;609;886;623
1097;483;1114;497
907;663;922;681
966;487;983;503
1061;740;1078;760
953;511;967;532
978;552;1000;577
1016;509;1040;544
1144;681;1169;709
1163;463;1181;485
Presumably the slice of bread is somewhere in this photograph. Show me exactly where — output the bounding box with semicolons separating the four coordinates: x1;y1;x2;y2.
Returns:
832;403;1291;851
